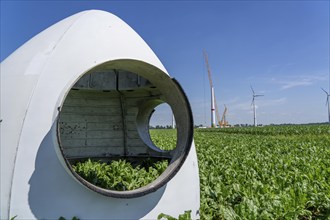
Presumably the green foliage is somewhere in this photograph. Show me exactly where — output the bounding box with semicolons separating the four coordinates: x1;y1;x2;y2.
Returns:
194;124;330;219
150;125;330;219
150;128;177;151
158;210;192;220
72;159;168;191
10;216;17;220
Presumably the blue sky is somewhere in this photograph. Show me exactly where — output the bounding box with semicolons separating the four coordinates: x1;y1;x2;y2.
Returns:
1;1;329;126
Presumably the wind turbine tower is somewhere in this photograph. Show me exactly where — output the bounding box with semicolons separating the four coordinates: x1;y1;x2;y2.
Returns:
321;88;330;123
251;86;264;126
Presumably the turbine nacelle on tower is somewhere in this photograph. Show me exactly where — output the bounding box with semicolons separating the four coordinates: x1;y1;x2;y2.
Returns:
321;87;330;123
321;87;329;105
250;86;263;126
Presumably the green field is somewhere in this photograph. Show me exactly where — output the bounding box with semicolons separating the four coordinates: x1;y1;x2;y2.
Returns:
150;125;330;219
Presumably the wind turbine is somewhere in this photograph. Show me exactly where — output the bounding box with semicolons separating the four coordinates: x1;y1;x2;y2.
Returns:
321;88;330;123
251;86;264;126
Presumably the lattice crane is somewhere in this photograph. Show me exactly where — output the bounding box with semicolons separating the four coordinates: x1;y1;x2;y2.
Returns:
220;105;228;127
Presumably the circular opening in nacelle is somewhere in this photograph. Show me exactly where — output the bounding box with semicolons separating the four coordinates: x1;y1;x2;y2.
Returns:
57;60;193;198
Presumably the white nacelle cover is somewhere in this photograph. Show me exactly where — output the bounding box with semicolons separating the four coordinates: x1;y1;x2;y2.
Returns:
0;10;200;219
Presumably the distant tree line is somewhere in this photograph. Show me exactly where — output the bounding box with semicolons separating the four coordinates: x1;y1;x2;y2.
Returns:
150;122;328;129
149;125;175;129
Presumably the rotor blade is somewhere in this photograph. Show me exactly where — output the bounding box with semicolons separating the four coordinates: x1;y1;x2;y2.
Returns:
255;94;264;97
326;96;329;106
250;85;255;94
321;87;329;95
251;98;254;107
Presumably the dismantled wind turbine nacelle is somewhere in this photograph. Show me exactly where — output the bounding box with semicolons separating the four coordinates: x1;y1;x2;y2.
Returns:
0;10;200;219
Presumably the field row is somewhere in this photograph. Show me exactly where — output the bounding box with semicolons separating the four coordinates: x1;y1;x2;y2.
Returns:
151;125;330;219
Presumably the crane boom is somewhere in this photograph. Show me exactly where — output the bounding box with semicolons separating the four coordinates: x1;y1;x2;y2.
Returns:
220;105;228;127
203;50;213;88
203;50;221;127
